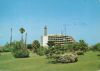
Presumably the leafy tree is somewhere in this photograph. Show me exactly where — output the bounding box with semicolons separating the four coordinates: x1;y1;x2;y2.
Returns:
47;41;55;47
19;27;25;42
32;40;40;53
92;43;100;51
45;44;67;58
78;40;88;52
27;44;32;50
36;46;47;56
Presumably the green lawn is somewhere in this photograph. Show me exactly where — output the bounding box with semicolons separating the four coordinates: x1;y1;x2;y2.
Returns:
0;51;100;71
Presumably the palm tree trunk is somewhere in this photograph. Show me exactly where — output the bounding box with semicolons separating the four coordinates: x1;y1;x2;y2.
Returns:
21;34;23;43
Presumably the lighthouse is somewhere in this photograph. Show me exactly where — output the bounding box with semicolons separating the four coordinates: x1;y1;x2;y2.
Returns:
44;25;47;36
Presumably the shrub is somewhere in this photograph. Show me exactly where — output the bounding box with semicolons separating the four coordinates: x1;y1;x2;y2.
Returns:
45;45;67;59
45;45;78;63
12;41;29;58
0;46;12;52
92;43;100;52
0;47;3;52
36;47;47;56
97;54;100;56
2;47;12;52
0;43;13;52
76;51;84;55
55;53;78;63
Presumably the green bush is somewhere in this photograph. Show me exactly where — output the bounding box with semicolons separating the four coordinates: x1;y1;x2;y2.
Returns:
36;47;47;56
3;47;12;52
0;43;13;52
92;43;100;52
45;45;67;58
0;46;12;52
76;51;84;55
12;41;29;58
0;47;3;52
54;53;78;63
97;54;100;56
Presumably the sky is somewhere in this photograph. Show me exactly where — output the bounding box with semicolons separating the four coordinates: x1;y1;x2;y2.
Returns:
0;0;100;45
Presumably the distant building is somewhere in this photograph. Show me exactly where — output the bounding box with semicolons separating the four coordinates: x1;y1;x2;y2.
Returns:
42;26;75;47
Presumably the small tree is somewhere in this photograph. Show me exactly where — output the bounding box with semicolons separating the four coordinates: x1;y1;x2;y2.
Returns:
19;27;25;42
27;44;33;50
45;44;67;59
92;43;100;51
32;40;40;53
47;41;55;47
78;40;88;52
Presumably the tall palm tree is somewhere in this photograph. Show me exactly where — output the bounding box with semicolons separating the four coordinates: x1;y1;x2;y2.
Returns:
19;27;25;42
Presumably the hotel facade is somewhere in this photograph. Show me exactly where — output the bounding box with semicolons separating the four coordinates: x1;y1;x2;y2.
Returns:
42;26;75;47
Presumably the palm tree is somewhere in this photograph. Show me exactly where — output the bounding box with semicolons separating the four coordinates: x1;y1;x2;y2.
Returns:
19;27;25;42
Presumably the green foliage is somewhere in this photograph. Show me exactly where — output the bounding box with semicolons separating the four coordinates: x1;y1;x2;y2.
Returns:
19;27;25;34
0;47;3;52
45;43;78;63
12;41;29;58
19;27;25;42
92;43;100;51
45;45;67;59
0;43;12;52
76;51;84;55
32;40;40;53
78;40;88;52
36;47;47;56
27;44;32;50
56;53;78;63
47;41;55;47
65;40;88;52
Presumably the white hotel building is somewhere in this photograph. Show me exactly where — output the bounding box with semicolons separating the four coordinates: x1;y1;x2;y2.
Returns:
41;26;75;47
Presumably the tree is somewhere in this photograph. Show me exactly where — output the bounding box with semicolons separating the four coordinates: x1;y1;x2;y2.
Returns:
32;40;40;53
72;43;80;52
78;40;88;52
27;44;33;50
19;27;25;42
92;43;100;51
47;41;55;47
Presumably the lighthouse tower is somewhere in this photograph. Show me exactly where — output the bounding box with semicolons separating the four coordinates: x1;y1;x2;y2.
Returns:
44;26;47;36
42;26;48;47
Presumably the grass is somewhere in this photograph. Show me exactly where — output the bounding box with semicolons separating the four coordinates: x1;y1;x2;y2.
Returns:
0;51;100;71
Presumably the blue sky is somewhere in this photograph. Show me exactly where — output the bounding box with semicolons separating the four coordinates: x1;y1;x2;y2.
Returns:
0;0;100;45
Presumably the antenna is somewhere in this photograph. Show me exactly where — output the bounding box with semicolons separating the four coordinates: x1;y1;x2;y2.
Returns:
10;28;12;46
64;24;67;36
25;32;27;48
